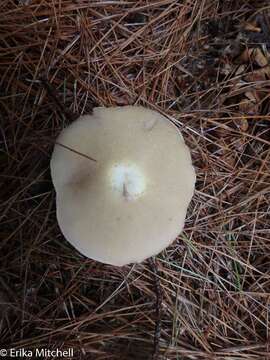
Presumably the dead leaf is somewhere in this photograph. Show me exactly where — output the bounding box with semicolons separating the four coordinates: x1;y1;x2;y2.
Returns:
243;21;261;33
253;48;268;67
239;96;259;115
235;64;246;76
237;48;251;63
233;116;249;132
245;90;260;103
244;68;267;82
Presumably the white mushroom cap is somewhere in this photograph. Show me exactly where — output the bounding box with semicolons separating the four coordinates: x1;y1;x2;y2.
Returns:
50;106;195;266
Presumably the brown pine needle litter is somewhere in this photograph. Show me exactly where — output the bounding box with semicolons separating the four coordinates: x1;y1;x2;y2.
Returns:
1;0;270;359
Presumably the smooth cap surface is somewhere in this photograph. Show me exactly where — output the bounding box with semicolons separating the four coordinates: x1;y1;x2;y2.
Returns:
50;106;195;266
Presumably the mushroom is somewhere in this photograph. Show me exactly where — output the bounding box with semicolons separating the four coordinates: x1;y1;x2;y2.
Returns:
50;106;195;266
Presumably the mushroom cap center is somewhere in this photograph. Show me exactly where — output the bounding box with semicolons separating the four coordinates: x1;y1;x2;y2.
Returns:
109;163;146;201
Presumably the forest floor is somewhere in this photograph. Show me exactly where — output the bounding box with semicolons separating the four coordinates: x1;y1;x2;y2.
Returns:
1;1;270;359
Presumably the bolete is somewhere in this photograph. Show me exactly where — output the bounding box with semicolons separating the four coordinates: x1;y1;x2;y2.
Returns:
51;106;195;266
